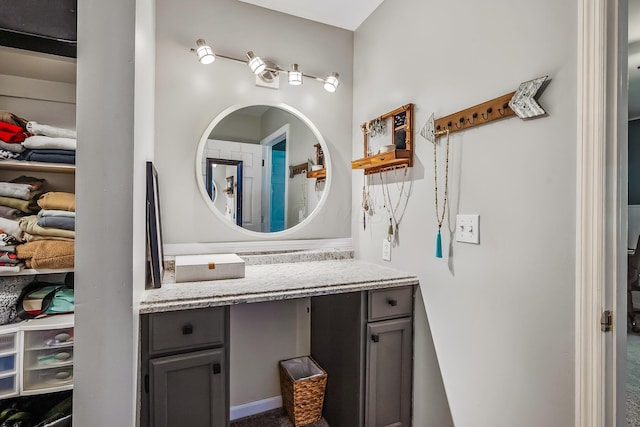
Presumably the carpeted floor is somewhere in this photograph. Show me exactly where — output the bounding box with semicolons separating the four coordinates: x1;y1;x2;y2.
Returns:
230;408;329;427
628;333;640;426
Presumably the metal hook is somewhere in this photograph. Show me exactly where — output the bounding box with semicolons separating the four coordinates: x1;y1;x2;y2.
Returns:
498;103;509;116
467;112;478;125
447;121;452;128
482;107;493;120
455;117;464;129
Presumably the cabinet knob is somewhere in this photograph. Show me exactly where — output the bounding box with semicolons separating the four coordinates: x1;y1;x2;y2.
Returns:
371;334;380;343
387;298;398;307
182;324;194;335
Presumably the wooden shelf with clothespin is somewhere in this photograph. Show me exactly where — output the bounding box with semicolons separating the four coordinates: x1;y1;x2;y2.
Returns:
352;103;414;175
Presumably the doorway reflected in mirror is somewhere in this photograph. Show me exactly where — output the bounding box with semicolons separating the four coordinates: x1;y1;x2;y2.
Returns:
197;104;329;234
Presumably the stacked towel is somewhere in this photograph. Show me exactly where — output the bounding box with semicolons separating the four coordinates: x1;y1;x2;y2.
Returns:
16;240;74;269
21;134;76;165
0;176;46;216
14;192;76;269
0;112;77;166
0;229;23;272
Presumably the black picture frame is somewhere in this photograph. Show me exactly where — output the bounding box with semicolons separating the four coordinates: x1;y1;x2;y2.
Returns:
146;161;164;288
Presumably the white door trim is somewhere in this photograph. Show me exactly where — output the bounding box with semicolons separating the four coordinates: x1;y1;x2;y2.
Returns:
575;1;627;426
575;1;607;424
261;124;290;232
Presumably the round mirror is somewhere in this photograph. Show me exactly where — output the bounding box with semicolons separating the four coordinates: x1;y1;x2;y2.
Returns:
195;104;331;234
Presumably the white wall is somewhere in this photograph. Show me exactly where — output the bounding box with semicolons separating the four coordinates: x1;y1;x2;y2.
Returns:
154;0;353;407
354;1;577;426
155;0;353;244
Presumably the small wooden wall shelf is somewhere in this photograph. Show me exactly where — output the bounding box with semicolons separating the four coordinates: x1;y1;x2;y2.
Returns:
352;103;414;175
306;168;326;181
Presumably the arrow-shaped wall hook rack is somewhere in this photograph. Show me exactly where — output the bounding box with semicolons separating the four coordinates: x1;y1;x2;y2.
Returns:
420;76;549;143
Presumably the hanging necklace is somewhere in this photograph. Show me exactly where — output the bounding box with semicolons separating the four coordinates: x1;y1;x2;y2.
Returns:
380;167;410;243
433;129;450;258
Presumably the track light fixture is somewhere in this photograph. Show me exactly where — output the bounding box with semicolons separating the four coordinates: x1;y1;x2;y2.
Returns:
288;64;303;86
193;39;215;64
190;39;339;93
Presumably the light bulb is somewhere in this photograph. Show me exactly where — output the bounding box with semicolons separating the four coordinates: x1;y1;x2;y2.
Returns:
195;39;215;64
324;72;339;93
288;64;303;86
246;51;266;75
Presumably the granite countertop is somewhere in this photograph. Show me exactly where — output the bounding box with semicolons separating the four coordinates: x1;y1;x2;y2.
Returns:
139;259;419;314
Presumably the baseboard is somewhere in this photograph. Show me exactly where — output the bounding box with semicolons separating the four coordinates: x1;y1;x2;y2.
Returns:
230;396;283;421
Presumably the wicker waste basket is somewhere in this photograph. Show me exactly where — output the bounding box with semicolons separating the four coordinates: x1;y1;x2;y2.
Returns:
279;356;328;427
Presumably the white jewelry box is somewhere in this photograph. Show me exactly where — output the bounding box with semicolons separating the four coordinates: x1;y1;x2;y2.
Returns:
174;253;245;283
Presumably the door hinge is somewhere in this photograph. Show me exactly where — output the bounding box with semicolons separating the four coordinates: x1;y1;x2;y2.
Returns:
144;374;149;393
601;310;613;332
262;159;265;167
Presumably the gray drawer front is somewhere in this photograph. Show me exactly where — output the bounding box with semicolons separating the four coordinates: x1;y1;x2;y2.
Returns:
149;308;225;354
368;287;413;321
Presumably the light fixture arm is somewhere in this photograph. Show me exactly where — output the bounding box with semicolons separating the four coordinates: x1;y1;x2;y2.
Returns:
190;39;339;91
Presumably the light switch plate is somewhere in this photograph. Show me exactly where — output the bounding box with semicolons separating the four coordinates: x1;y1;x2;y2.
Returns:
456;214;480;244
382;239;391;261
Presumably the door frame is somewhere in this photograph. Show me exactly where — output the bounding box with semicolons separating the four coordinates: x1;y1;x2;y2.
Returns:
260;124;290;232
576;0;628;426
205;158;243;227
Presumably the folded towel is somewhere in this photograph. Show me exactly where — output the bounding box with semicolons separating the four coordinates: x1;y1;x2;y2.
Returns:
0;230;20;247
0;206;20;219
0;264;22;273
20;149;75;165
0;252;19;264
26;122;76;139
22;233;74;243
37;216;74;231
0;121;28;143
0;111;28;129
16;240;74;270
38;209;75;218
0;140;24;153
18;216;75;239
0;182;38;201
0;195;40;213
11;176;45;192
0;218;23;240
37;192;75;212
0;149;20;160
23;135;76;151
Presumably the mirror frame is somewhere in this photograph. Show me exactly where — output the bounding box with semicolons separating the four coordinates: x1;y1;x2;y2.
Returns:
195;103;333;237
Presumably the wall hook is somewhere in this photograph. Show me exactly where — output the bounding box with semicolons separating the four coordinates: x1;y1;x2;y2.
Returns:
455;117;464;129
482;107;493;120
468;112;478;124
498;103;509;116
447;121;452;128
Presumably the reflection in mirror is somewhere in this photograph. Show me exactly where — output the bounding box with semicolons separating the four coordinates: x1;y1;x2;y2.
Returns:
199;105;328;233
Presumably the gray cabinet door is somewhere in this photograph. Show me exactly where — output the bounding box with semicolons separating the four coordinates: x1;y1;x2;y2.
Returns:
150;348;226;427
366;318;412;427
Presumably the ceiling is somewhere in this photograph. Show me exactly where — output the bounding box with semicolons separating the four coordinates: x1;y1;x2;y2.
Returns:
237;0;384;31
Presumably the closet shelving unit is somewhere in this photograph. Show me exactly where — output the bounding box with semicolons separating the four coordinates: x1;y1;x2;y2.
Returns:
0;44;77;399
